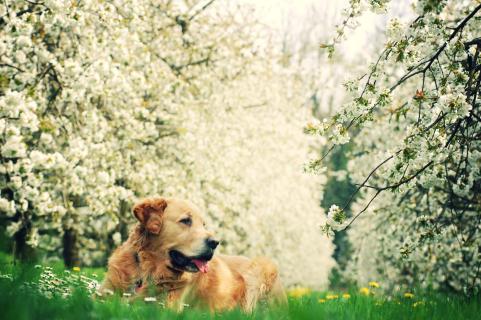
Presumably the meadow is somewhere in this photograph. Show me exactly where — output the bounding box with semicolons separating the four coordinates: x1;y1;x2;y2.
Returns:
1;0;481;319
1;253;479;320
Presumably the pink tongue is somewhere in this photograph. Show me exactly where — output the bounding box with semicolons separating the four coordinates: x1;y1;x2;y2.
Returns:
192;259;209;273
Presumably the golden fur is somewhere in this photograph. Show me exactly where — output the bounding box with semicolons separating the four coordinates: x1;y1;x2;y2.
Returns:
101;197;286;311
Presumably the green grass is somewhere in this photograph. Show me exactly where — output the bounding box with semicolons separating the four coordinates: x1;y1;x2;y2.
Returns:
0;256;480;320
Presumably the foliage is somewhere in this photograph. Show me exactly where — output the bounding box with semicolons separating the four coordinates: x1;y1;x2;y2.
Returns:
309;0;481;293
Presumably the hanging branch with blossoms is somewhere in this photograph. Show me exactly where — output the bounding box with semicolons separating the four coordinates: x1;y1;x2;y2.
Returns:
308;0;481;293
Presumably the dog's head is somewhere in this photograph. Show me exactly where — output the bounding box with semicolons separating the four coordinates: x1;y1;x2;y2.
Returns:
133;197;219;273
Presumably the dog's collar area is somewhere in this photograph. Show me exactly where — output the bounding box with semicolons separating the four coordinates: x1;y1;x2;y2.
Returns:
133;251;183;276
132;251;187;293
156;279;187;292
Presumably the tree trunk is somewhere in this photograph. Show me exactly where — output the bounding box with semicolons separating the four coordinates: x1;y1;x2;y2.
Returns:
13;220;35;263
63;228;79;268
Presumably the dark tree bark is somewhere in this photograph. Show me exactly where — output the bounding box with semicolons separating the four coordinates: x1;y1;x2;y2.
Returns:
13;219;35;263
63;228;79;268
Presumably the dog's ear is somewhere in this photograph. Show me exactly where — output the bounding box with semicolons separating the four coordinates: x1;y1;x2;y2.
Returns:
133;198;167;235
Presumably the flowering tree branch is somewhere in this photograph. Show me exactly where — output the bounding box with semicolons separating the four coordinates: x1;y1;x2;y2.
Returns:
310;0;481;293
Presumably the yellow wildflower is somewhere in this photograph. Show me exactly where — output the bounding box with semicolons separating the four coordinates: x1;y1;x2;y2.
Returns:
368;281;380;288
342;293;351;299
359;287;370;295
288;287;311;299
72;267;81;272
404;292;415;299
318;298;326;303
326;294;339;300
413;301;425;307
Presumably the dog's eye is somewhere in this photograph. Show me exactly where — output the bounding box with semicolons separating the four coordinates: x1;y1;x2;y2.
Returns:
179;217;192;226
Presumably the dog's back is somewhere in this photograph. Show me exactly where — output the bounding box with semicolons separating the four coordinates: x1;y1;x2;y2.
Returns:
214;254;287;311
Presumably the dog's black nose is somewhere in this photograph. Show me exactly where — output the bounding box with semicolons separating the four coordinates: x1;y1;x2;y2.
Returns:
206;238;220;249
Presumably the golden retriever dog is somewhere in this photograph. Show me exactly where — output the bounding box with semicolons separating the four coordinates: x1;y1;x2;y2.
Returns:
101;197;286;311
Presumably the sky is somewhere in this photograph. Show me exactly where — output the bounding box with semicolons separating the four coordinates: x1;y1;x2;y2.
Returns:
230;0;415;116
236;0;415;62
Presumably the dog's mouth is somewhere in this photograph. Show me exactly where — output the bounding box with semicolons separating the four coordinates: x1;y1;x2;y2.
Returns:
169;249;213;273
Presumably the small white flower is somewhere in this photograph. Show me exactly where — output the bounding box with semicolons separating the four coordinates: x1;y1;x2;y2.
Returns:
15;50;27;64
112;232;122;245
1;136;27;158
326;205;347;231
27;228;39;247
0;198;15;216
144;297;157;302
16;35;31;47
10;176;23;189
6;221;22;236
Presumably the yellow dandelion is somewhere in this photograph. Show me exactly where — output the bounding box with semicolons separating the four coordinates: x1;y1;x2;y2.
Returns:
368;281;380;288
404;292;415;299
288;287;311;299
326;294;339;300
72;267;81;272
342;293;351;299
359;287;370;295
318;298;326;303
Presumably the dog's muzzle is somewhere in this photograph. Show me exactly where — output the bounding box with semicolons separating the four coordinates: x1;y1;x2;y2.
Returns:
169;244;217;273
